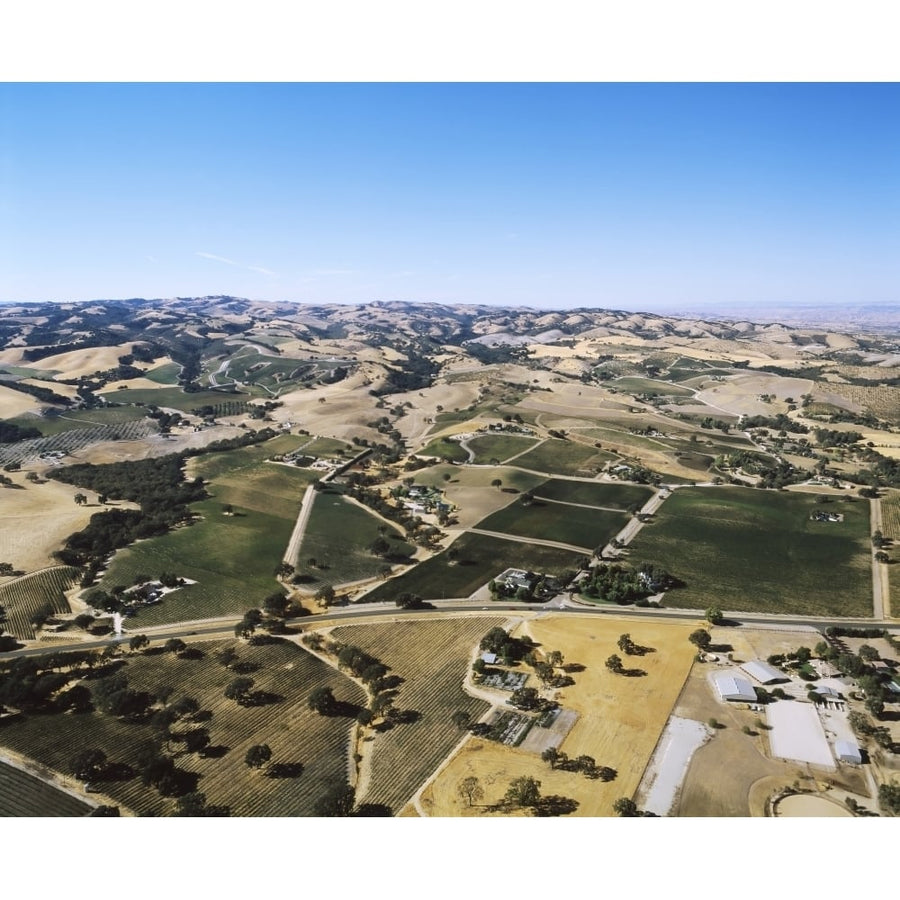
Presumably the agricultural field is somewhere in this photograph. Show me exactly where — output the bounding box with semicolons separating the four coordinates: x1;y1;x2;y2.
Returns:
627;486;872;616
475;498;627;551
466;433;540;464
610;377;695;396
0;419;159;467
414;614;696;816
532;478;654;510
0;638;365;816
98;386;267;410
101;441;315;625
9;405;149;437
512;438;613;476
881;491;900;616
144;362;182;385
330;617;503;813
416;435;469;463
362;533;584;603
0;760;92;816
295;493;414;587
300;436;353;457
0;567;79;640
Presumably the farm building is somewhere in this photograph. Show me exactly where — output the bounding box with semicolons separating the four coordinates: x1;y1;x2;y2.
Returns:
495;568;535;591
814;685;841;698
714;673;756;703
740;660;786;685
835;739;862;765
481;652;498;664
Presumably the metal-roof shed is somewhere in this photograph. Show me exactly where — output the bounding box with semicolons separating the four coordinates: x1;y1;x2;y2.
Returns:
714;673;756;703
740;660;786;685
835;739;862;764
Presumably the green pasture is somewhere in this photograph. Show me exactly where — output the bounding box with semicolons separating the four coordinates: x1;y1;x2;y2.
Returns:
362;533;584;603
475;498;627;550
144;362;181;384
467;433;539;464
610;377;694;396
512;438;612;476
627;486;872;616
416;436;468;462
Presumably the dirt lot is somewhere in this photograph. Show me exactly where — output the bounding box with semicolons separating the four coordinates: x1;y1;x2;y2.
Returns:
668;625;874;816
413;613;696;816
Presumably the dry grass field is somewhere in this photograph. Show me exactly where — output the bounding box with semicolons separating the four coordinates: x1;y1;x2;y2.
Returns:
414;613;696;816
0;472;117;572
0;384;44;418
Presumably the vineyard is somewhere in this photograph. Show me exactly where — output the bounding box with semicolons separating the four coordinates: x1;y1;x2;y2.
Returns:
294;494;414;587
362;533;584;603
0;566;79;639
0;638;365;816
0;761;92;816
0;419;158;467
881;491;900;543
330;617;504;813
100;440;314;625
532;478;654;509
189;400;253;418
475;500;628;550
826;383;900;424
882;491;900;616
512;438;611;476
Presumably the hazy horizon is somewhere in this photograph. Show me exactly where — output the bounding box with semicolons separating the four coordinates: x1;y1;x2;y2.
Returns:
2;83;897;310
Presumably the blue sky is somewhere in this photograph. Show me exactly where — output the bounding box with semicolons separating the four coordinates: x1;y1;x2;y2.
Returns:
1;83;897;311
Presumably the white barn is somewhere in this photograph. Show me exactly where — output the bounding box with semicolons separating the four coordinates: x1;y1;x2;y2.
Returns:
835;739;862;765
740;660;786;685
714;673;757;703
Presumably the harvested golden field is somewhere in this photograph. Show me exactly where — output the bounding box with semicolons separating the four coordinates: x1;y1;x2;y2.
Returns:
415;613;696;816
0;384;44;418
0;472;114;572
33;343;148;380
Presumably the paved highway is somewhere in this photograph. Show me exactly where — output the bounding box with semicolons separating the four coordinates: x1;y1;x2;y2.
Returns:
3;595;896;661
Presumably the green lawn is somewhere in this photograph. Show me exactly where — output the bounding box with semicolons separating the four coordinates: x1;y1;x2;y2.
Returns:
475;498;628;550
532;479;654;509
295;493;414;587
627;486;872;616
362;533;584;603
512;438;613;476
467;433;539;464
